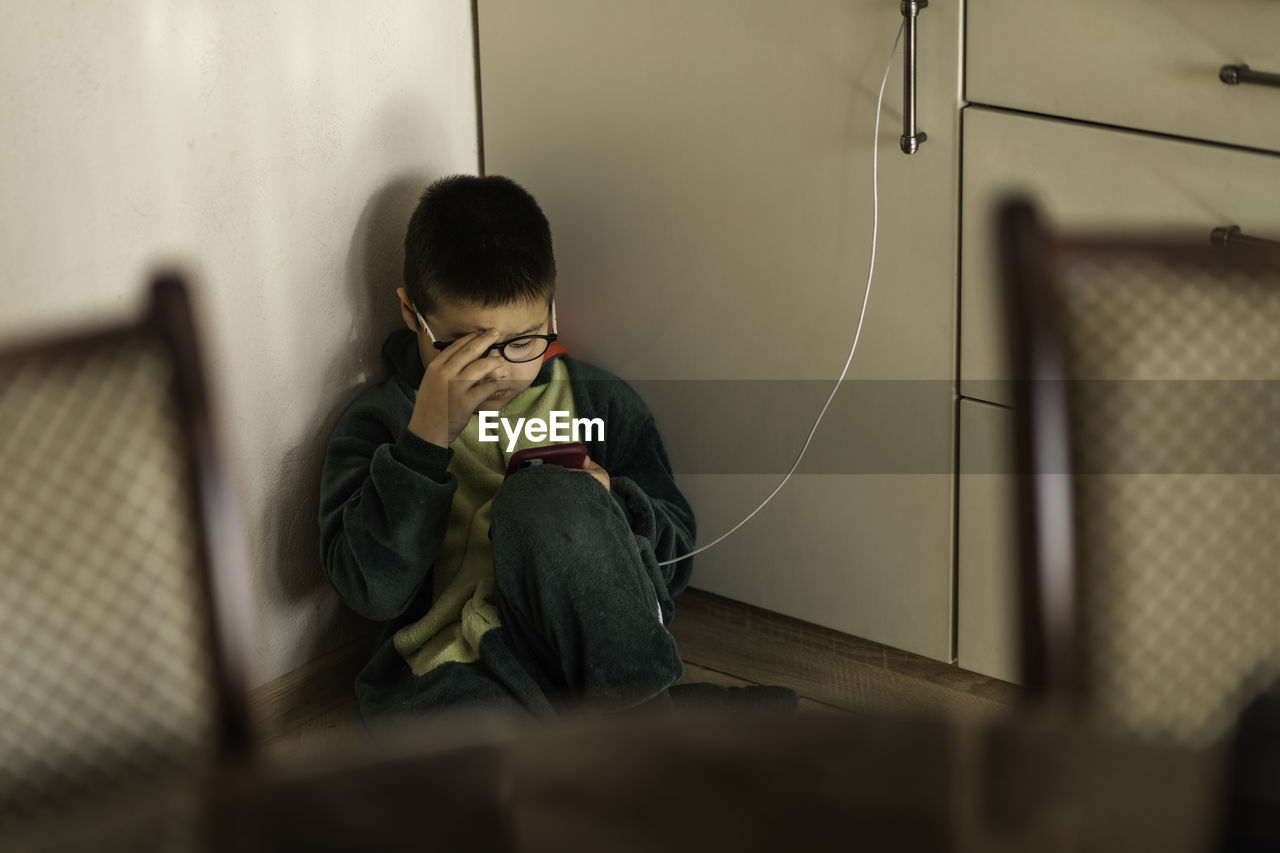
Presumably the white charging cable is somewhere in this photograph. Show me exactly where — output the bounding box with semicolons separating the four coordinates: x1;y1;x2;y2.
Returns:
658;20;906;568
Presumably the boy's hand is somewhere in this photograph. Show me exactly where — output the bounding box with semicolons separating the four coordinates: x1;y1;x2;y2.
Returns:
580;456;611;492
408;329;503;448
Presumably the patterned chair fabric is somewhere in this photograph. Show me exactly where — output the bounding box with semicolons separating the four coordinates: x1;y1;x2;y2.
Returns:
0;278;250;849
1057;249;1280;745
1006;201;1280;746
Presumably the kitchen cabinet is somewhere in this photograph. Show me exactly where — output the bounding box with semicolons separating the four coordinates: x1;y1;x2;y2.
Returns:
961;108;1280;406
967;0;1280;153
957;398;1019;683
479;0;963;661
956;1;1280;678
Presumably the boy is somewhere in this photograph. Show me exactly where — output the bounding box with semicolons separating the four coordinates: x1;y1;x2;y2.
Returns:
319;174;698;722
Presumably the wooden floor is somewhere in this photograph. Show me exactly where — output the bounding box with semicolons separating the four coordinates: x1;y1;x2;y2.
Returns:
259;588;1019;757
670;588;1018;716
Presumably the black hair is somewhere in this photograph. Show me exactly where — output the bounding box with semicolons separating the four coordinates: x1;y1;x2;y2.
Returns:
402;174;556;314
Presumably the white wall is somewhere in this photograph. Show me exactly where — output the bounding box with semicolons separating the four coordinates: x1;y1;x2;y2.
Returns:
0;0;478;685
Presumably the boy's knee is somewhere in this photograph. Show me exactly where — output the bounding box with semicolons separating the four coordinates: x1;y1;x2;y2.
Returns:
490;466;634;588
492;465;613;532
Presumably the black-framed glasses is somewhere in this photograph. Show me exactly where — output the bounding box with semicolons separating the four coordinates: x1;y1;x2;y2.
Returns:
412;298;558;364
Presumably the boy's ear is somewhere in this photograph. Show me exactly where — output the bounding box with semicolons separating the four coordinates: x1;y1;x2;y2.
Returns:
396;287;420;333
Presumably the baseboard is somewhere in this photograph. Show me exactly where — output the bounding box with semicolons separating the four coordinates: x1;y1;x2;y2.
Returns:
248;634;374;739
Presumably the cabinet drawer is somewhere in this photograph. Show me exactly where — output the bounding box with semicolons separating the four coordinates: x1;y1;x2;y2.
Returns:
961;107;1280;405
967;0;1280;153
957;398;1019;684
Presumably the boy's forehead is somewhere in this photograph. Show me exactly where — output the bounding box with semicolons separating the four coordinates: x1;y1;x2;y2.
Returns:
430;296;548;333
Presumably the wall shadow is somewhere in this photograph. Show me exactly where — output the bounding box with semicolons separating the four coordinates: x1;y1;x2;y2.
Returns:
261;173;433;665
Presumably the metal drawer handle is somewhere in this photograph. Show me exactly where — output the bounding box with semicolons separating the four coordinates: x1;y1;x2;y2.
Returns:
1211;225;1280;248
1219;64;1280;89
900;0;928;155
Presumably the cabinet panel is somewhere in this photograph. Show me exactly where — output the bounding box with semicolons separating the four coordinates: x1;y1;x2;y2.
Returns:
957;399;1019;684
967;0;1280;153
961;107;1280;405
480;1;961;660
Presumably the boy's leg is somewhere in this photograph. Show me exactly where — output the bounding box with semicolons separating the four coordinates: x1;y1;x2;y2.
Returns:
489;465;684;712
355;634;552;726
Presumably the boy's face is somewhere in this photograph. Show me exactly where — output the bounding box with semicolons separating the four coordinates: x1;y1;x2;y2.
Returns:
396;287;552;412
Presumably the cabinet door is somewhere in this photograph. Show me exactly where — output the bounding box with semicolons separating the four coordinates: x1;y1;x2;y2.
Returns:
961;107;1280;405
967;0;1280;152
479;1;961;660
957;398;1019;683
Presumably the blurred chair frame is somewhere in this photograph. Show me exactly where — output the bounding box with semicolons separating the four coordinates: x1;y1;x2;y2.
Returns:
0;276;255;844
999;199;1081;703
1000;199;1280;744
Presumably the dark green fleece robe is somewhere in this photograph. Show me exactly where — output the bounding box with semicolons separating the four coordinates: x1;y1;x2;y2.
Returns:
319;330;697;722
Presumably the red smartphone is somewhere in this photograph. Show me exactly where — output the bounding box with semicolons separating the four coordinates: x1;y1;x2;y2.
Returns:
504;442;589;479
